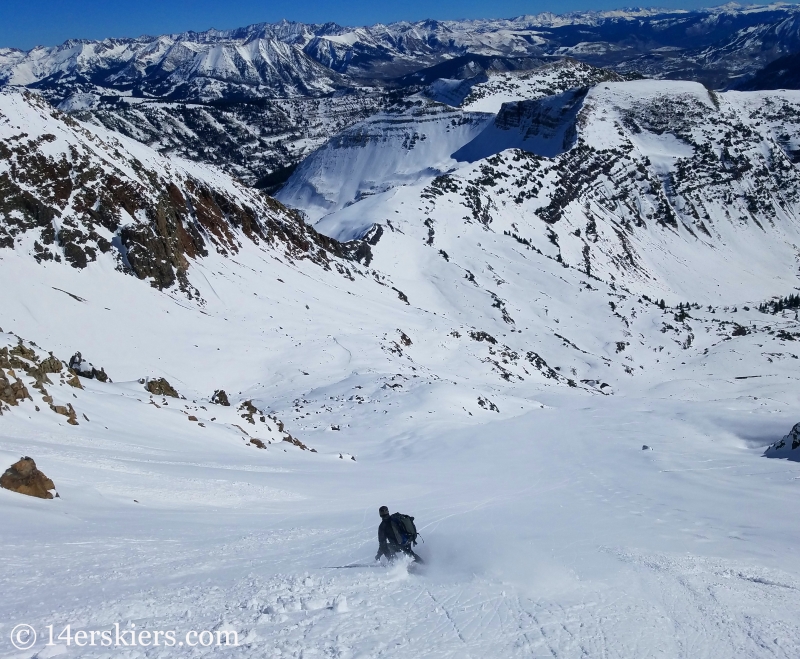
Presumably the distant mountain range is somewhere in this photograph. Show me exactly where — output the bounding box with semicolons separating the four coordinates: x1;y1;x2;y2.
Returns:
4;3;800;106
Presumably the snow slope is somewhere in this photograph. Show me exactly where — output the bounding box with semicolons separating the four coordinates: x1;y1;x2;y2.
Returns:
3;371;800;658
2;269;799;658
3;68;800;659
276;100;492;223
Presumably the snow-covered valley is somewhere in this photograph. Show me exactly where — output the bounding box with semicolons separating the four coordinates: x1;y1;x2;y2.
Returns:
2;234;800;657
3;14;800;657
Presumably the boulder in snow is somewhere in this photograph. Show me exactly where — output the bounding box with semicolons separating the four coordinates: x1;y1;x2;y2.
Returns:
211;389;230;406
143;377;179;398
68;352;110;382
0;457;57;499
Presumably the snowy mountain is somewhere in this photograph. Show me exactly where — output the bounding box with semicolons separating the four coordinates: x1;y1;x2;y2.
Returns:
0;29;344;103
6;3;800;107
0;89;371;293
276;61;627;221
3;72;800;659
3;76;799;435
6;4;800;191
58;60;620;189
70;92;394;188
4;9;800;659
5;4;800;193
282;77;800;304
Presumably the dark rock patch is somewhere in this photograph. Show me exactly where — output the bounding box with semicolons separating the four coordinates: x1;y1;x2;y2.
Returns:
0;369;30;407
238;399;262;424
0;457;57;499
211;389;230;406
69;352;110;382
469;330;497;344
143;377;179;398
50;402;78;425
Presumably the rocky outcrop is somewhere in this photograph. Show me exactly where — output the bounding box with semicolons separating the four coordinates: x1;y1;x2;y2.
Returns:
0;91;379;297
69;352;110;382
284;433;315;452
1;343;65;389
0;457;57;499
0;336;88;421
238;400;264;425
143;377;179;398
211;389;230;406
0;368;30;407
49;402;78;425
454;88;587;163
765;422;800;460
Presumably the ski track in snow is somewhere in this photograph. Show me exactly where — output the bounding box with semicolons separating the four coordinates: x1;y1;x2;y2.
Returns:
3;391;800;658
4;531;800;658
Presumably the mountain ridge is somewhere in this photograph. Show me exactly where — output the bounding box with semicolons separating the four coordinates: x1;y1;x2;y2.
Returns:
5;3;800;105
0;89;374;296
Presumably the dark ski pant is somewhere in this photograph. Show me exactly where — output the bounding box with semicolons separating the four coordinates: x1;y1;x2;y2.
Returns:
389;546;423;564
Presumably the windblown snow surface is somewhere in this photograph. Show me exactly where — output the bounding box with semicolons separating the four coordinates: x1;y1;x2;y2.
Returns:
2;78;800;659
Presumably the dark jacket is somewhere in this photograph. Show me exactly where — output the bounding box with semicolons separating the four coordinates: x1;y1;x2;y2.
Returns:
377;516;402;559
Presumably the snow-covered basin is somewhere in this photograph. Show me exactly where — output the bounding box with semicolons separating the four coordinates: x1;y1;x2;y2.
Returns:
2;383;799;658
628;129;694;171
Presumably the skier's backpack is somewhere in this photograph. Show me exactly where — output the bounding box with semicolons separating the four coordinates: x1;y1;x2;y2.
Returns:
390;512;418;547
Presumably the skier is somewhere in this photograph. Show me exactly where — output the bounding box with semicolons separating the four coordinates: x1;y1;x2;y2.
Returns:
375;505;424;563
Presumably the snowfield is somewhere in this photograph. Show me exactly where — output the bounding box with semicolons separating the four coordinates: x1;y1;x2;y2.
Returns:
2;71;800;658
2;356;800;658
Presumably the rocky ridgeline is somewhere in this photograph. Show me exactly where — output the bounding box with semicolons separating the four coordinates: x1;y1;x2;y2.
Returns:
0;90;378;295
0;330;315;454
4;5;800;105
79;93;393;188
418;82;800;288
0;333;82;424
456;59;628;110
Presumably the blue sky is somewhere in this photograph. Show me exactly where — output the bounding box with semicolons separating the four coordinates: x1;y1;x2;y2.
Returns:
0;0;736;50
